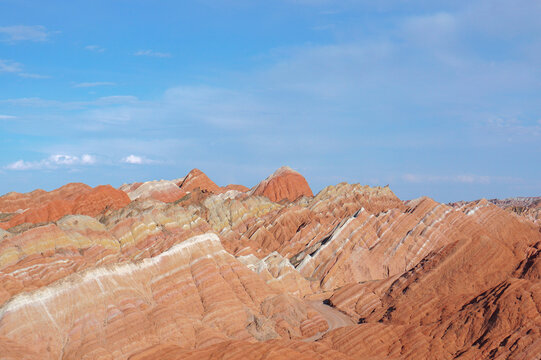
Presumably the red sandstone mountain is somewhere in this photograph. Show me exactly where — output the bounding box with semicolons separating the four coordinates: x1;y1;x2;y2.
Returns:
118;169;250;204
0;168;539;359
179;168;221;194
250;166;313;202
0;184;130;230
0;182;91;213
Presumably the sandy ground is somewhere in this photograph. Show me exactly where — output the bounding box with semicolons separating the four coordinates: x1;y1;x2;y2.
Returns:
303;300;355;342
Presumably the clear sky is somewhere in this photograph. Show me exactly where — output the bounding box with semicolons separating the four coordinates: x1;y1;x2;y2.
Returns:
0;0;540;203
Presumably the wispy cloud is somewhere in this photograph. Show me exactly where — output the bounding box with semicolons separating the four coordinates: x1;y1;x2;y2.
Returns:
0;59;23;73
74;82;116;88
85;45;105;53
311;24;335;31
402;174;492;184
481;116;541;142
96;96;139;104
402;12;457;46
5;154;97;171
0;115;16;120
122;154;154;164
80;154;96;164
18;72;51;79
0;25;53;42
0;59;49;79
0;95;138;110
134;50;172;58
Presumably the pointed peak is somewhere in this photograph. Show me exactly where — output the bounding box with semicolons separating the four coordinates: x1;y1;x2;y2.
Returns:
179;168;220;194
186;168;205;177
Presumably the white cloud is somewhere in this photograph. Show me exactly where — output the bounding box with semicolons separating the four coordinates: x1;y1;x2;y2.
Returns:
96;96;139;104
483;116;541;140
18;73;50;79
0;115;16;120
5;154;98;171
0;25;52;42
49;154;79;165
121;154;156;164
0;97;64;107
0;96;138;109
134;50;172;58
0;59;49;78
81;154;96;164
6;160;34;170
122;155;143;164
85;45;105;53
402;174;491;184
74;82;116;88
0;59;23;73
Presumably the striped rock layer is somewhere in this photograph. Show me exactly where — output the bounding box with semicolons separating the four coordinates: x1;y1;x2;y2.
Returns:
0;167;539;359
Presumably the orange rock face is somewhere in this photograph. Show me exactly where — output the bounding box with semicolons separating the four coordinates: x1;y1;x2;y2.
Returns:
179;168;222;194
0;184;130;230
250;166;313;202
72;185;131;216
0;167;539;359
0;182;91;213
119;169;250;205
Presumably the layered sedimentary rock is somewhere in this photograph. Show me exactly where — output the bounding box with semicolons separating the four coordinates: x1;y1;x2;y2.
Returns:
179;168;221;194
0;233;329;359
0;166;539;359
250;166;313;202
326;200;541;359
120;180;185;203
0;185;130;230
490;196;541;225
118;169;250;205
0;183;91;213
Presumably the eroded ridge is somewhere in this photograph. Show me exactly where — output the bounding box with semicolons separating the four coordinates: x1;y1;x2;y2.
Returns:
0;166;539;359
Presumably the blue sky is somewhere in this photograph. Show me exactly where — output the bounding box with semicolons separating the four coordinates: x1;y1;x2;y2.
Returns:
0;0;540;203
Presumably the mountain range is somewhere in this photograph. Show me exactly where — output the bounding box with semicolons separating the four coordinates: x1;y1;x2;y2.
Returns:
0;166;539;359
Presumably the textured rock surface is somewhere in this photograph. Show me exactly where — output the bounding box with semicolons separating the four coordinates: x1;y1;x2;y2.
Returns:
179;168;221;194
0;183;91;213
0;234;326;358
250;166;313;202
119;169;250;205
326;200;541;359
0;167;539;359
120;180;185;203
490;196;541;225
0;184;130;230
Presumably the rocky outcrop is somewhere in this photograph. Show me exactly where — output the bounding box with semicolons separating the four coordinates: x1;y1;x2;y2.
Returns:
120;180;185;203
119;169;250;205
0;185;130;230
489;196;541;225
179;168;221;194
0;183;91;213
250;166;313;202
